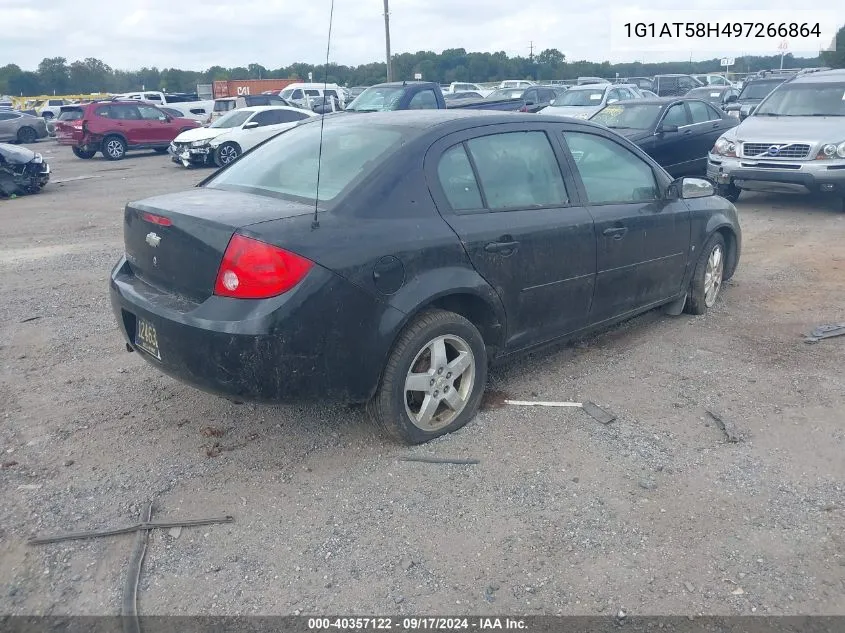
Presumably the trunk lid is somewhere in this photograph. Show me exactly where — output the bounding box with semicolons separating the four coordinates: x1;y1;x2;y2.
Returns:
124;188;314;302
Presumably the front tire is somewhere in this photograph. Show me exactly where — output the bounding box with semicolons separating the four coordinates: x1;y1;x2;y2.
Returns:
17;127;37;144
72;147;97;159
102;135;126;161
716;183;741;203
368;310;487;444
214;142;240;167
685;233;726;315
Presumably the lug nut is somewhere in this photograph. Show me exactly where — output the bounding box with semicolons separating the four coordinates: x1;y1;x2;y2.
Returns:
446;372;452;378
437;367;443;374
433;390;439;397
444;386;450;393
430;378;435;386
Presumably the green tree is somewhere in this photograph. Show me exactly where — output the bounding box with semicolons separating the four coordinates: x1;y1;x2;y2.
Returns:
821;24;845;68
9;72;43;96
36;57;69;94
248;63;267;79
0;64;23;95
68;58;113;93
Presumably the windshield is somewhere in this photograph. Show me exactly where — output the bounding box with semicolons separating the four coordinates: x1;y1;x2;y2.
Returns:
209;110;252;129
486;89;523;100
755;82;845;117
590;103;663;129
552;88;606;106
345;87;406;112
738;80;784;101
206;121;408;205
280;89;295;99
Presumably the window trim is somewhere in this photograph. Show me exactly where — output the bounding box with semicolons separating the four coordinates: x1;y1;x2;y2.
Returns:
687;99;720;124
557;128;664;207
657;102;693;130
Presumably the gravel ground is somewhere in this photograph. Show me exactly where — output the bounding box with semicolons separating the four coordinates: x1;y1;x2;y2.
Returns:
1;141;844;618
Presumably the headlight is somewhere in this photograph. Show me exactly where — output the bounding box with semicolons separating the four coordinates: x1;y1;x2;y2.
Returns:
191;139;209;147
816;142;845;160
712;137;737;157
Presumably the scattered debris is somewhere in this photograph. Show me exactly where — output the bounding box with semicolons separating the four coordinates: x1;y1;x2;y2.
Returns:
18;484;42;491
505;399;616;424
19;316;41;323
399;456;479;465
732;587;745;595
480;390;509;410
705;410;743;443
400;558;414;571
2;460;18;468
393;595;404;604
123;502;152;633
200;426;225;438
204;441;246;458
168;526;182;539
51;174;102;185
63;459;74;467
804;323;845;344
639;479;658;491
683;581;695;592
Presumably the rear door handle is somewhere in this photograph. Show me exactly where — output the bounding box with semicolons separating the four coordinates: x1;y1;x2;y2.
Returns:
603;227;628;239
485;240;520;253
682;129;692;135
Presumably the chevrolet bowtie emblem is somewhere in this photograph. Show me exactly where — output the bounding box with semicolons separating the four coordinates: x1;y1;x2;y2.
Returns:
146;232;161;247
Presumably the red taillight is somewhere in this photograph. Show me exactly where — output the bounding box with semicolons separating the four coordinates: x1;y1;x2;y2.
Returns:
214;234;313;299
142;212;173;227
519;105;529;112
72;119;85;129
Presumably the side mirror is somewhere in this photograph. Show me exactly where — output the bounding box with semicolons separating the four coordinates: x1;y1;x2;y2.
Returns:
242;121;259;130
607;98;619;104
725;94;738;104
739;104;755;120
159;115;170;122
523;100;535;106
658;123;678;134
549;99;556;106
671;177;714;199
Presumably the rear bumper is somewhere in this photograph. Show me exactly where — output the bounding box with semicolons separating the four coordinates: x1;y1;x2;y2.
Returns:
708;155;845;195
109;256;400;404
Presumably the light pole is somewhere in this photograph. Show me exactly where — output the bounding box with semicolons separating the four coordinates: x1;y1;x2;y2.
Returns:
383;0;393;82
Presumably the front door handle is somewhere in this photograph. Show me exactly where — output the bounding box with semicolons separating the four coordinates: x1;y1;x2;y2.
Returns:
603;227;628;239
682;129;692;135
485;240;520;254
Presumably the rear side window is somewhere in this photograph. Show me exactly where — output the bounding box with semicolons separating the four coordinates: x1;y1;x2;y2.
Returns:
688;100;718;123
465;131;568;210
291;90;304;99
94;105;113;118
437;144;483;211
408;90;438;109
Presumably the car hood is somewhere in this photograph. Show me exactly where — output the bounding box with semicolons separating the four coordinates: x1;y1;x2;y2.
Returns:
540;105;602;119
173;127;226;143
0;142;37;164
604;127;652;142
720;116;845;143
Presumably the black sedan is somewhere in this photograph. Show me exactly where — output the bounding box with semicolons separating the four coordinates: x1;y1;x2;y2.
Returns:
110;111;742;444
590;97;739;177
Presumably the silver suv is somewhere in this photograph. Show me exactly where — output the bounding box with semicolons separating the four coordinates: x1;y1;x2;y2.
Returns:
707;68;845;210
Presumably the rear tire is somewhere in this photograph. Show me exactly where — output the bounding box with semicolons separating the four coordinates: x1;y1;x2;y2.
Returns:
367;309;487;444
72;147;97;159
17;127;37;144
214;142;240;167
102;135;126;161
716;183;741;203
685;233;726;315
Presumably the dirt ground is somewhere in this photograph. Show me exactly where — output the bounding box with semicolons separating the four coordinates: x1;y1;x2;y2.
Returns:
1;141;843;618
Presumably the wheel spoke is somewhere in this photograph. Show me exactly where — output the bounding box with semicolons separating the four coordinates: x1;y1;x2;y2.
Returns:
442;387;464;412
415;394;440;427
430;337;448;370
405;372;431;393
448;351;472;378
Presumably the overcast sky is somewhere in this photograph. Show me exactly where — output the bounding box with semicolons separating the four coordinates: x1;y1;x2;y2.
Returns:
2;0;838;71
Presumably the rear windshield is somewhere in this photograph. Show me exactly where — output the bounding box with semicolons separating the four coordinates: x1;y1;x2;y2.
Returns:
553;88;606;106
214;100;236;112
206;121;407;205
58;107;84;121
345;87;405;112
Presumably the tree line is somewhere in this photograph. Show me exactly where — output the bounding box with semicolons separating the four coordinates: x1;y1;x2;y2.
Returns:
2;27;843;98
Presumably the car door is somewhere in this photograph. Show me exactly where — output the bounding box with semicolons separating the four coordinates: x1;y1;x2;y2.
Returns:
426;124;597;351
235;109;285;151
648;102;694;176
408;89;439;109
110;104;145;146
136;104;173;144
559;128;691;322
685;100;728;174
0;112;19;141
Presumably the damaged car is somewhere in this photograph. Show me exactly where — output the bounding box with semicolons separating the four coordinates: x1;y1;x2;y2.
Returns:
0;143;50;196
169;106;316;168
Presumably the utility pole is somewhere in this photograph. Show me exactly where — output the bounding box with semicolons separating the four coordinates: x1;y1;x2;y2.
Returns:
529;41;534;61
383;0;393;82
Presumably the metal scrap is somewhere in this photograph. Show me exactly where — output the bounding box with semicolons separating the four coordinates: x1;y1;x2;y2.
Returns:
505;399;616;424
122;502;152;633
804;323;845;344
400;456;479;465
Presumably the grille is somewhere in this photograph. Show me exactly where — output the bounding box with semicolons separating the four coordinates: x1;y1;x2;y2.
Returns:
741;143;811;159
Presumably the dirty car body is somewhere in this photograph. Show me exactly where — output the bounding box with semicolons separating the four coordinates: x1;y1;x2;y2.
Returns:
0;143;50;196
110;111;741;441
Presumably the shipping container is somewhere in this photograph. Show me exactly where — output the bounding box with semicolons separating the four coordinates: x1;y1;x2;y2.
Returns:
212;79;297;99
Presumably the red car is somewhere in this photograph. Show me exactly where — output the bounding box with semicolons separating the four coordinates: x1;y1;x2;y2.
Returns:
55;101;200;160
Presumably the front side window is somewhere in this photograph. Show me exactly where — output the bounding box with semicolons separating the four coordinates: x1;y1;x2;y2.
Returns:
563;132;659;205
408;90;438;109
138;105;164;120
465;131;568;210
662;103;690;127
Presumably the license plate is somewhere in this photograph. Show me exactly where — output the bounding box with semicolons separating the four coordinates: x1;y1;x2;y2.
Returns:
135;317;161;360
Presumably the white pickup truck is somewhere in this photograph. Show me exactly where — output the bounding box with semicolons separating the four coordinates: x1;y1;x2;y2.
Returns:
112;91;214;121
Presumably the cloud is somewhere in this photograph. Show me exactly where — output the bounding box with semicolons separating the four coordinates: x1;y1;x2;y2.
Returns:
3;0;836;71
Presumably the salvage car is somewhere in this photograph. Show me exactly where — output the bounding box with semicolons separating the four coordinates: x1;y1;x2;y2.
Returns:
110;111;742;444
723;75;790;120
0;110;49;144
55;101;200;160
169;106;316;168
0;143;50;196
707;68;845;208
539;84;644;119
590;97;738;177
